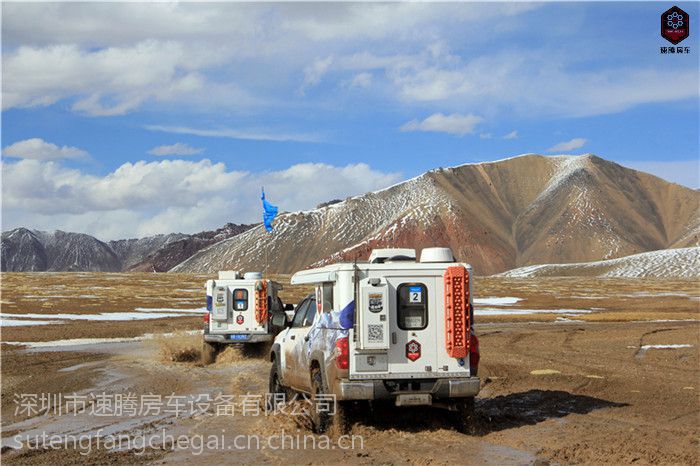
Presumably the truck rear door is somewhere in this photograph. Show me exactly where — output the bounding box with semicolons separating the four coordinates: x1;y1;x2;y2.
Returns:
385;277;438;377
209;285;267;338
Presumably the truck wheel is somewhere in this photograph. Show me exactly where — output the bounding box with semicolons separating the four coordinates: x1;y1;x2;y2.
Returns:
310;368;348;435
452;397;477;434
267;361;287;412
201;341;219;365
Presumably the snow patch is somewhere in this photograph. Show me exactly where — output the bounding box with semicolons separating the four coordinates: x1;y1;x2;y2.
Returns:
475;308;592;316
1;319;64;327
474;297;522;306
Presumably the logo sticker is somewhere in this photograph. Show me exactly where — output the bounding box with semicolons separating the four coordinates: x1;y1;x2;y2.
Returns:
368;293;383;312
661;6;689;44
406;339;421;361
236;314;244;325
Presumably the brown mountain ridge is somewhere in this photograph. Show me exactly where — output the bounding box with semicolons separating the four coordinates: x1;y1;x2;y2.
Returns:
172;154;700;275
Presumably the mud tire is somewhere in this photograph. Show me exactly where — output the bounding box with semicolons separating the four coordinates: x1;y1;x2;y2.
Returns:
453;397;477;434
310;368;349;435
267;360;287;412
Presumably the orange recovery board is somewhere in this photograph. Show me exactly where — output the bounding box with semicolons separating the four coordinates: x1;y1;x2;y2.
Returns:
254;280;268;324
444;266;470;358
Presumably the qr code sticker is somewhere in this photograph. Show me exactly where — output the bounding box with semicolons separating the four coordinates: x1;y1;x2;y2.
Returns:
367;324;383;342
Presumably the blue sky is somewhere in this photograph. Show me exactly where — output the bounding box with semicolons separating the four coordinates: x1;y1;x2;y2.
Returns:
1;2;698;240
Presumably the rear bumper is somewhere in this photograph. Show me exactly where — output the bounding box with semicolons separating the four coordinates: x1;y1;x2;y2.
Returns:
204;333;273;344
337;377;480;401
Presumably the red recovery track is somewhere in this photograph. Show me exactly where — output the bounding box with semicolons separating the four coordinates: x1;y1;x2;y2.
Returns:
254;280;268;324
444;266;470;358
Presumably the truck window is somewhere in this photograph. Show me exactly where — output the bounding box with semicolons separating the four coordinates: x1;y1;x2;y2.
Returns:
292;299;310;327
303;299;317;326
233;289;248;311
397;283;428;330
321;283;333;312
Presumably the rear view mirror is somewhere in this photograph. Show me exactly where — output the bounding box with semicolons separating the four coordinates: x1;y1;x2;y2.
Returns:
271;312;288;328
284;303;294;311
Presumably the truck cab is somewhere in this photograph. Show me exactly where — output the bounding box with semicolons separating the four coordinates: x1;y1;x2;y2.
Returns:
203;271;288;363
269;247;480;434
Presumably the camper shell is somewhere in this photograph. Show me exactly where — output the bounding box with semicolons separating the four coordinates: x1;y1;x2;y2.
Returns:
269;247;480;432
203;271;287;362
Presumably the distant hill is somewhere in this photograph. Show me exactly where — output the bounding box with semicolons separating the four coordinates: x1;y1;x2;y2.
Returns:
1;224;254;272
1;228;122;272
495;247;700;279
127;223;255;272
172;154;699;275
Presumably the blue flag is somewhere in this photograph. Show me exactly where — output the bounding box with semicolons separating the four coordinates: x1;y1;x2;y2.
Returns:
261;188;278;232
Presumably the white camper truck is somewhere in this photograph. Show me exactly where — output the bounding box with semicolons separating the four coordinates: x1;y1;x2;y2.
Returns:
268;248;480;434
203;271;289;363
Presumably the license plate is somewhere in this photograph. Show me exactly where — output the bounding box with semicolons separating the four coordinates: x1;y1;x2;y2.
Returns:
395;394;432;406
229;334;249;341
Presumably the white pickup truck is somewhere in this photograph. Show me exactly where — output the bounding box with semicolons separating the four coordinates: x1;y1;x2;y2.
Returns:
268;248;480;434
203;271;290;363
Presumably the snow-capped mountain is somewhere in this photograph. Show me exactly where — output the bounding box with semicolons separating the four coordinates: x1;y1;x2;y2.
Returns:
1;228;122;272
496;247;700;279
172;154;700;275
1;224;254;272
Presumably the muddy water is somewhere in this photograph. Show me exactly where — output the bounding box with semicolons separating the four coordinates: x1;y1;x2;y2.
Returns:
3;318;698;464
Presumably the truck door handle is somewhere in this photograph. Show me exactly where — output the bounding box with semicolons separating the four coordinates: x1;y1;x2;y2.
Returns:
290;335;296;340
392;332;397;344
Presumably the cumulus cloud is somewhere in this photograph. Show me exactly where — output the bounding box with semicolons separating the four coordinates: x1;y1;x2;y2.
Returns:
148;143;204;156
2;138;88;160
479;133;493;139
400;113;483;136
1;159;402;239
3;3;695;119
503;130;518;140
2;41;223;115
547;138;587;153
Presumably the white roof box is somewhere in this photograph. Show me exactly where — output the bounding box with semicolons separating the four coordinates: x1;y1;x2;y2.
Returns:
368;248;416;263
218;271;243;279
244;272;263;280
420;247;455;263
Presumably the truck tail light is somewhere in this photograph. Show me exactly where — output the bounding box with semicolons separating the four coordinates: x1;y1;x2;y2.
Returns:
444;266;470;358
469;333;480;370
204;312;210;324
335;336;349;369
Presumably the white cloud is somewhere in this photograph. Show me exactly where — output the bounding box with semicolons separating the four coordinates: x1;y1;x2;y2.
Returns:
547;138;587;153
148;143;204;156
2;41;224;115
621;160;700;189
301;56;334;92
400;113;483;136
349;72;373;88
3;4;694;119
2;138;88;161
503;131;518;140
1;159;402;239
144;125;321;143
479;133;493;140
